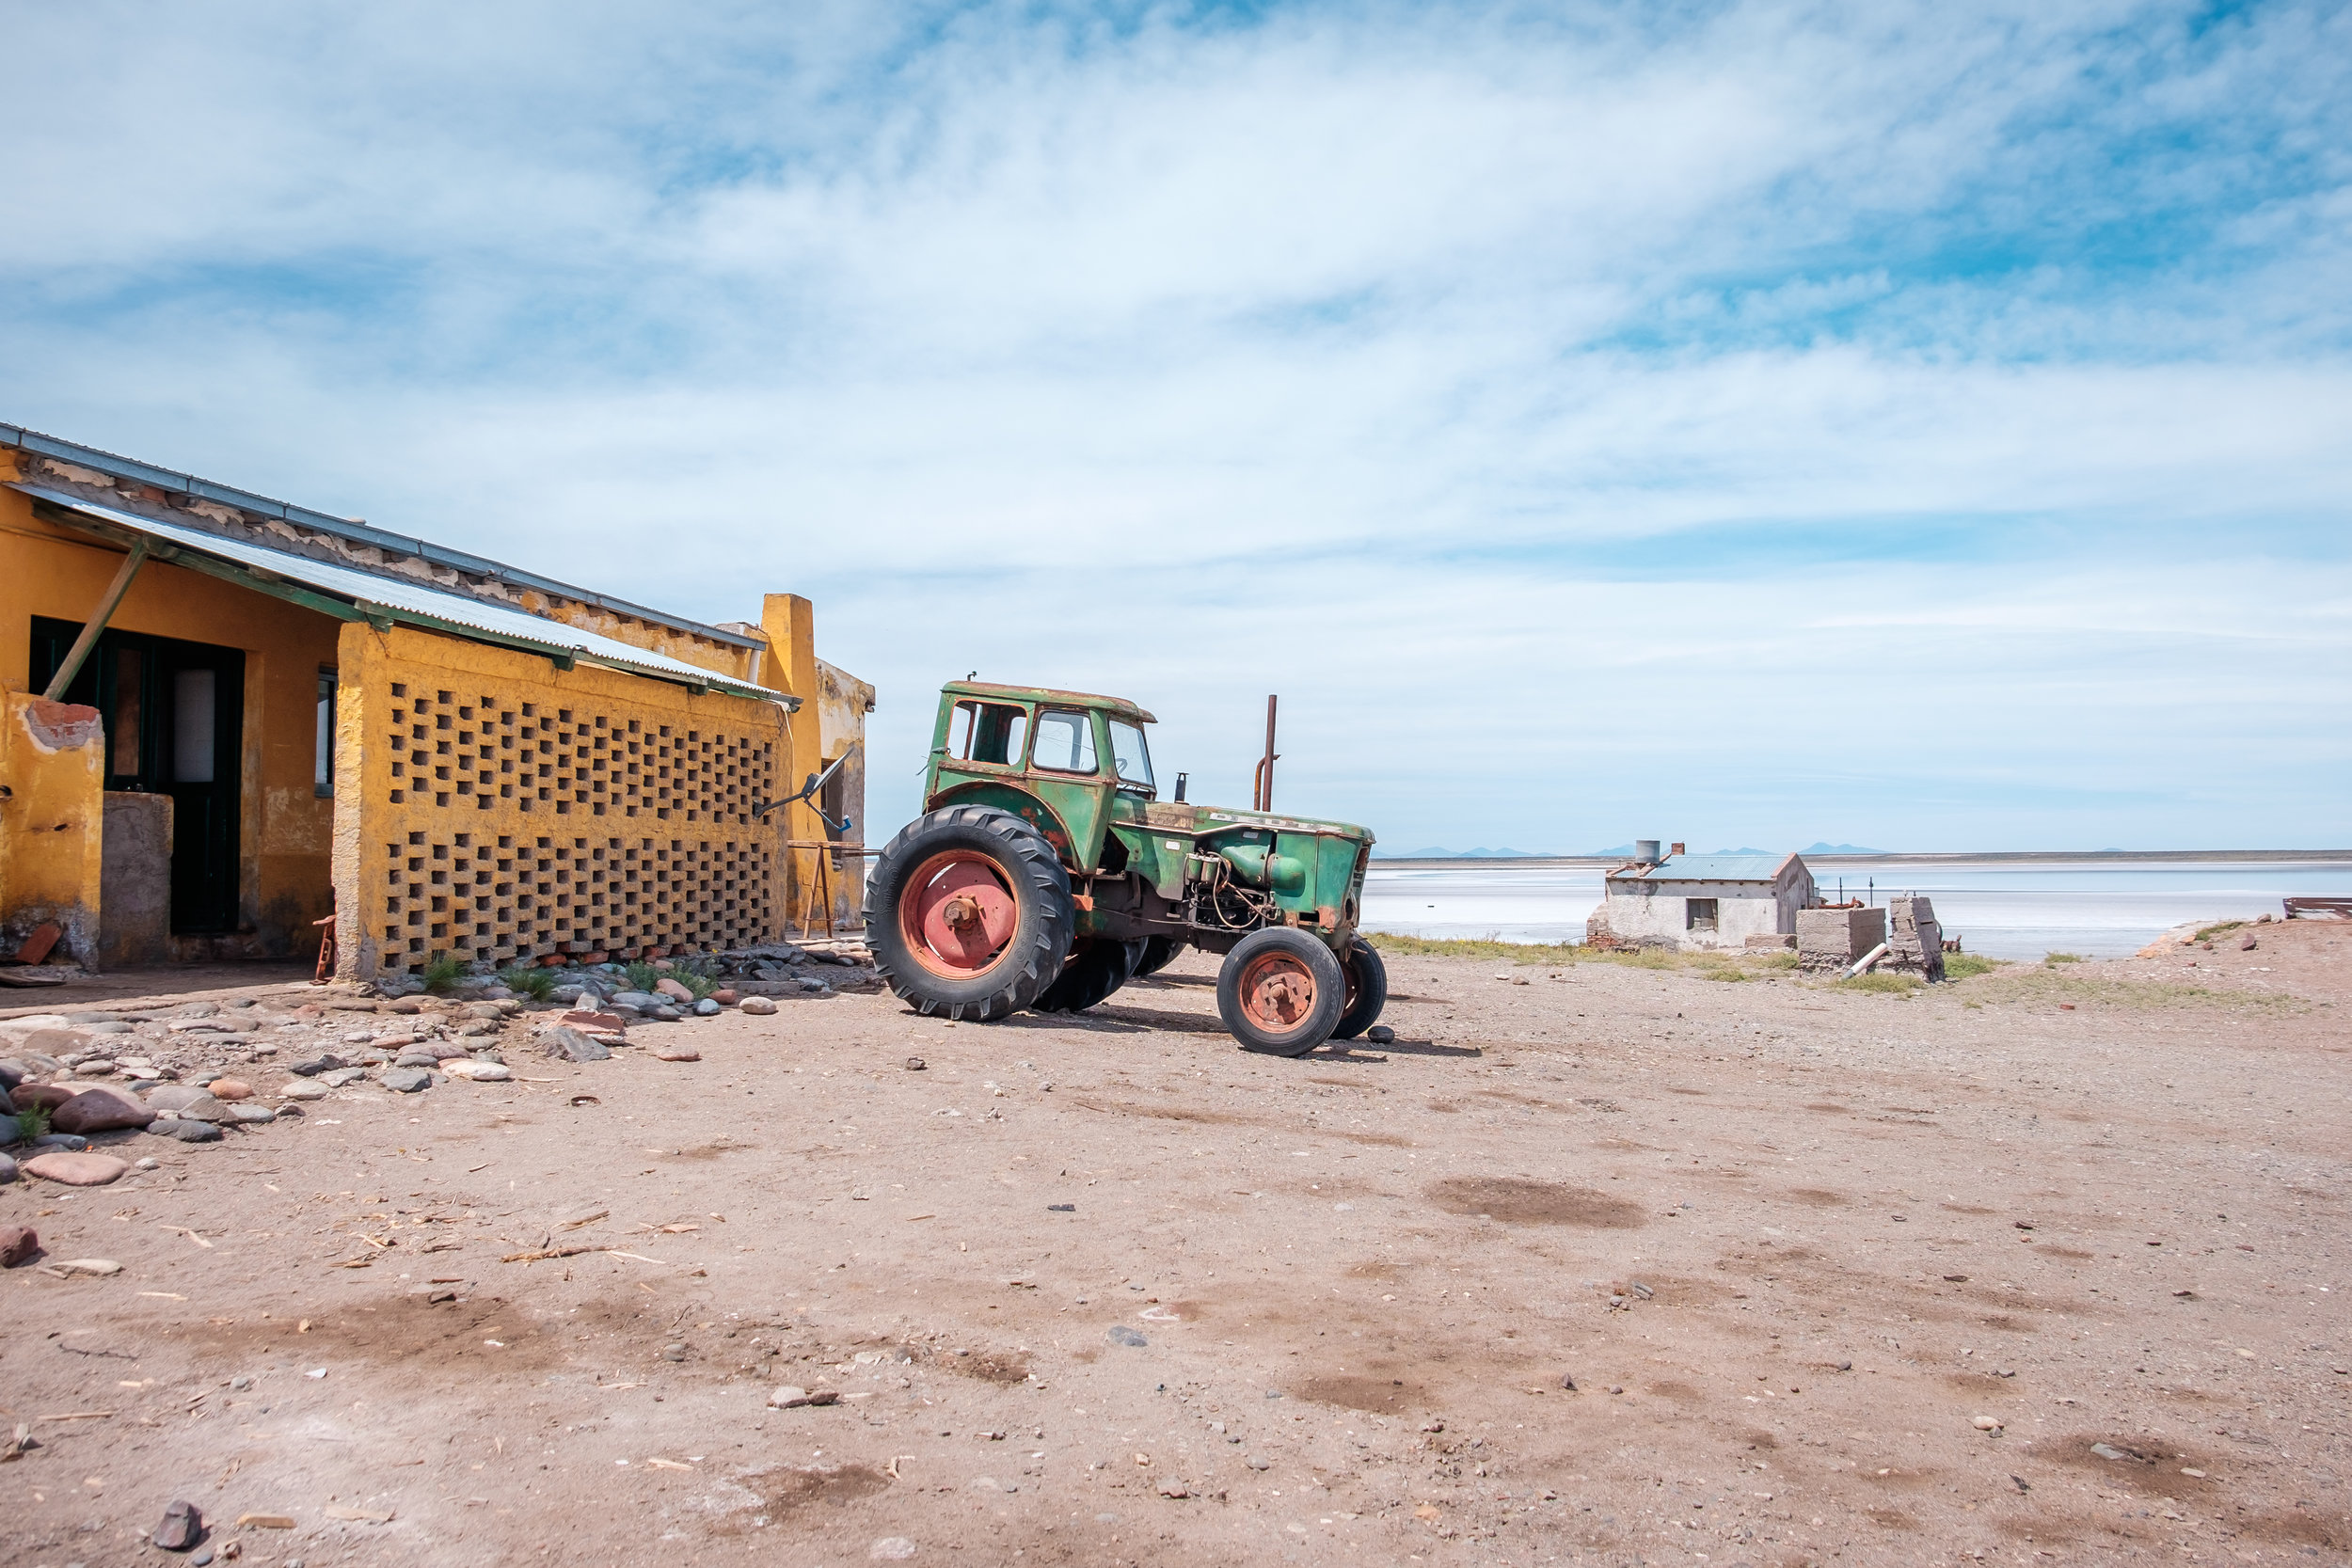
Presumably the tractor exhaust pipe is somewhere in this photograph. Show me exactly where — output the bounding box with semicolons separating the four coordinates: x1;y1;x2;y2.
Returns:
1251;694;1279;813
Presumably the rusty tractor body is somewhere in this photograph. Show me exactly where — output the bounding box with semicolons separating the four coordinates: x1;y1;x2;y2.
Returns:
864;681;1386;1055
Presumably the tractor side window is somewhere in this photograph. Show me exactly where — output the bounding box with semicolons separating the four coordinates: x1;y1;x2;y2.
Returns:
1107;719;1154;792
948;701;1027;767
1031;709;1098;774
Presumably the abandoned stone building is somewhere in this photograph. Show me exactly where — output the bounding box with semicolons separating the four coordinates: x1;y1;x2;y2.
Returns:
1586;848;1820;952
0;421;871;980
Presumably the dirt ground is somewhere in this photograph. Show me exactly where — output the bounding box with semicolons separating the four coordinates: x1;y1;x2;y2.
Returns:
4;920;2347;1568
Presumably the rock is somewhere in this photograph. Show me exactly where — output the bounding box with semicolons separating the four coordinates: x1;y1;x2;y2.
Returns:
168;1094;230;1123
77;1058;119;1074
0;1152;15;1184
1245;1455;1271;1470
442;1059;511;1082
1156;1479;1190;1498
1366;1024;1395;1044
49;1257;124;1275
905;1057;926;1071
1974;1416;2004;1431
52;1085;158;1132
693;998;721;1017
656;977;696;1004
24;1150;133;1186
288;1054;348;1077
542;1028;611;1063
382;1067;433;1093
0;1222;37;1264
769;1386;839;1408
2239;933;2257;950
227;1104;278;1124
557;1010;628;1037
610;990;661;1010
12;1083;80;1112
739;996;777;1016
0;1057;24;1089
152;1119;223;1143
1106;1325;1148;1348
394;1052;440;1069
427;1041;472;1059
650;1005;684;1022
135;1156;159;1169
278;1080;329;1101
154;1498;204;1550
870;1539;917;1561
32;1132;92;1151
712;989;739;1006
209;1079;253;1101
649;1045;701;1062
317;1068;368;1088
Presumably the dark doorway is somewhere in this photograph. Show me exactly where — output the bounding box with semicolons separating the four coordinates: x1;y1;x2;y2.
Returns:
32;617;246;935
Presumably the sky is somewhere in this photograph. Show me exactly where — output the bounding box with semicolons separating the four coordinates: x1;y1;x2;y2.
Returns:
5;0;2347;852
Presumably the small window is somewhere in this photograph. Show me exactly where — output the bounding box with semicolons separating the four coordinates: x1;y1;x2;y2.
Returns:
1686;897;1719;931
1107;718;1154;792
1031;709;1097;774
946;700;1027;767
315;667;338;797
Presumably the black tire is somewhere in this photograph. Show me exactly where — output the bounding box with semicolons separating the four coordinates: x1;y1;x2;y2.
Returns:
1216;927;1346;1056
1333;936;1389;1040
1132;934;1183;978
1032;938;1145;1013
865;805;1075;1022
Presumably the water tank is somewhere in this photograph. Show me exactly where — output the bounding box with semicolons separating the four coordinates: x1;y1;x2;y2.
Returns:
1634;839;1661;864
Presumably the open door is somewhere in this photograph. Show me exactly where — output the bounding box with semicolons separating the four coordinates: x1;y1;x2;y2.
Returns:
32;618;245;935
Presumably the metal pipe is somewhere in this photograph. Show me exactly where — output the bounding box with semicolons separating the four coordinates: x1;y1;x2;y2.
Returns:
40;540;148;702
1256;694;1279;812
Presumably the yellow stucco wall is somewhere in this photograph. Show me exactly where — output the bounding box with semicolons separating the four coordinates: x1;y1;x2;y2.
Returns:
0;461;342;958
331;622;800;977
0;694;106;963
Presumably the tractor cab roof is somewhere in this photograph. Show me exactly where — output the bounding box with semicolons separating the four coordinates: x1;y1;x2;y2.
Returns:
943;680;1156;723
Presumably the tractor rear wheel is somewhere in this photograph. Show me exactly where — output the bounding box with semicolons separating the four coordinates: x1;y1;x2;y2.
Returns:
1333;936;1389;1040
1216;927;1345;1056
1032;938;1145;1013
1132;935;1184;978
866;805;1075;1021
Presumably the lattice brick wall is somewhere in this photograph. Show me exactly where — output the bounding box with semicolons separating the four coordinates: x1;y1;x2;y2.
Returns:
367;678;779;971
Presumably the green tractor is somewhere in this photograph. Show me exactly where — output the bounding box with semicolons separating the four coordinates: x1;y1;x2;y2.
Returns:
864;681;1386;1055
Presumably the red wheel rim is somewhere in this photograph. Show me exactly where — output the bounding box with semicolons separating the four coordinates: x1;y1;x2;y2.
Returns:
900;850;1020;978
1238;949;1319;1035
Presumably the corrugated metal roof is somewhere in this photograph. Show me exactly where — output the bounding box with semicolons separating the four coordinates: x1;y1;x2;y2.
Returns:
0;421;763;650
13;484;788;705
1611;853;1794;883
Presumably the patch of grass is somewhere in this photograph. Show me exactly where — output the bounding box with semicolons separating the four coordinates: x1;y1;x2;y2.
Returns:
1835;972;1922;997
499;963;558;1002
1953;969;2306;1013
2042;951;2086;966
1365;932;1801;979
13;1101;52;1144
623;959;665;992
2191;921;2247;943
419;951;466;994
1943;952;2003;980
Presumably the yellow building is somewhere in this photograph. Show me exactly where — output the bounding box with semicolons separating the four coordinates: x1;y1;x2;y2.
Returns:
0;422;870;978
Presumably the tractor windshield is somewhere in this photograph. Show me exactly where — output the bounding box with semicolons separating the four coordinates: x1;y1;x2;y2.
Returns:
1107;719;1154;794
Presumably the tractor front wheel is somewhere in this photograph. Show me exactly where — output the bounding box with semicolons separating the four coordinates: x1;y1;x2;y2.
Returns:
1216;927;1345;1056
1333;936;1389;1040
866;805;1075;1021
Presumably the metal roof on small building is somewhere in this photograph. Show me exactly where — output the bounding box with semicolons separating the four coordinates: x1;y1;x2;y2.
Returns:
14;484;789;705
1609;852;1800;883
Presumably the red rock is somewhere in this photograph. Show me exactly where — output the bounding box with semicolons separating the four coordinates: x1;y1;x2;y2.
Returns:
209;1079;254;1101
649;1045;701;1062
51;1086;156;1132
580;951;610;965
13;921;62;966
0;1224;39;1267
24;1151;134;1186
14;1083;81;1112
655;977;694;1004
558;1010;628;1037
712;989;739;1006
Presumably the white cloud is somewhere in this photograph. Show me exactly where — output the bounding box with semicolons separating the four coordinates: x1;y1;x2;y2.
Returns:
4;0;2347;849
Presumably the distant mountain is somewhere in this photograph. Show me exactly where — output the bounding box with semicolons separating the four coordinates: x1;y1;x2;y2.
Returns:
1800;842;1886;854
1375;846;1550;859
1709;847;1771;856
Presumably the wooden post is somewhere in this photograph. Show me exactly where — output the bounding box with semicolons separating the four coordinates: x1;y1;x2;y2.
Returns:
41;541;148;701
